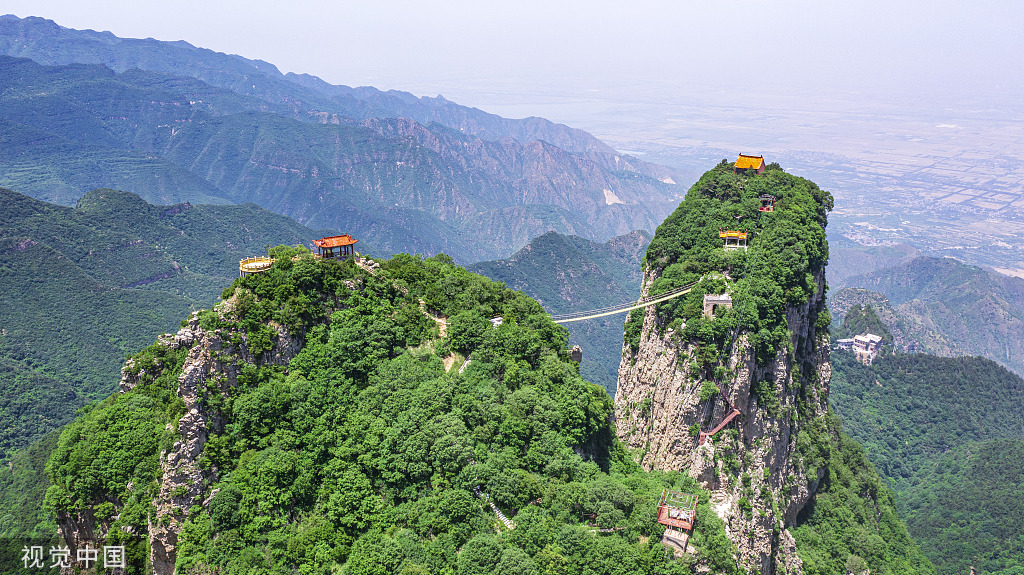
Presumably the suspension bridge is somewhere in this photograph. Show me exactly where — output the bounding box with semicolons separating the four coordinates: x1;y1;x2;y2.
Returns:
548;281;699;324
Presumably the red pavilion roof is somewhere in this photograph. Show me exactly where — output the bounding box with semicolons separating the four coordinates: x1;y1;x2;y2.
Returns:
313;234;358;248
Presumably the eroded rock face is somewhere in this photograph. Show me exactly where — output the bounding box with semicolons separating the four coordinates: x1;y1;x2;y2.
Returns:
61;299;304;575
615;267;830;575
148;303;302;574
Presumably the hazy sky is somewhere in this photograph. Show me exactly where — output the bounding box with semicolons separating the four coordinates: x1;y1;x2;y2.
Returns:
3;0;1022;104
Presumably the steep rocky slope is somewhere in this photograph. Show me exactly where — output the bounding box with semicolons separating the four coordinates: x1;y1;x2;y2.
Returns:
613;162;932;574
617;265;829;571
0;22;683;261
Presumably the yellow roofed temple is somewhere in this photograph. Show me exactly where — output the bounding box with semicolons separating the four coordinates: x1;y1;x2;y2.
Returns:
734;154;765;174
719;230;747;240
719;229;748;250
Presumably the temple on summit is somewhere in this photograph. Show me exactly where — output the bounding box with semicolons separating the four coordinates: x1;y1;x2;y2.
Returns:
313;234;358;259
734;154;765;174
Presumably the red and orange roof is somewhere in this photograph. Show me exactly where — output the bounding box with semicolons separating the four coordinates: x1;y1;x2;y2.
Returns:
313;234;358;248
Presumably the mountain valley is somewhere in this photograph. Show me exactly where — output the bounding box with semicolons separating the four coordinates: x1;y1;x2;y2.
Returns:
469;230;650;394
0;187;333;459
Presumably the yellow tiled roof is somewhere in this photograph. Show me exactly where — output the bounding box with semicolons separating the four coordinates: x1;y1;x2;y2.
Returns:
735;154;765;170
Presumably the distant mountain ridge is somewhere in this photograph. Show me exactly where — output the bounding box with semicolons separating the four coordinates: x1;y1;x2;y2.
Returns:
0;15;632;161
0;27;681;260
835;256;1024;377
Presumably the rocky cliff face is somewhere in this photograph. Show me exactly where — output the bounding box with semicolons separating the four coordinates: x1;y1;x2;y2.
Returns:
615;265;831;575
56;298;304;575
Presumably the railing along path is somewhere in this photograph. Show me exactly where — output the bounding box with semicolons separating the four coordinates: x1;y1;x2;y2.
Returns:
549;281;698;324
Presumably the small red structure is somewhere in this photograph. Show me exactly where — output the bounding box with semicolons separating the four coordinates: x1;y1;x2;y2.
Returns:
656;490;698;531
734;154;765;175
698;408;741;445
313;234;358;259
758;194;776;212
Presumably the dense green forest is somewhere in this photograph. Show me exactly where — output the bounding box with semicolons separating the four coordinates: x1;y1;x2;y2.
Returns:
792;421;935;575
633;160;833;364
0;431;59;538
0;432;61;575
43;251;712;574
0;187;331;458
900;439;1024;575
831;351;1024;574
469;230;650;394
830;352;1024;487
31;247;931;574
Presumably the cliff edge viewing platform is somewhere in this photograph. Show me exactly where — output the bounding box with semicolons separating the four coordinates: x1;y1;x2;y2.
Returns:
239;234;360;276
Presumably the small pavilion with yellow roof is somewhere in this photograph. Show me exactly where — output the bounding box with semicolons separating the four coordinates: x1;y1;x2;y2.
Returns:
734;154;765;175
719;229;748;250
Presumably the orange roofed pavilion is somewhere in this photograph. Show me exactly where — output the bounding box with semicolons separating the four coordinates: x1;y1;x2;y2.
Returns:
734;154;765;174
313;234;358;259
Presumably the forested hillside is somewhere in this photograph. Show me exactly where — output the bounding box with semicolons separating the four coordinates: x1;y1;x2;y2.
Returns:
0;187;329;458
43;250;749;574
831;303;894;349
634;159;832;362
831;351;1024;574
899;439;1024;575
0;239;927;574
469;230;650;394
828;288;948;354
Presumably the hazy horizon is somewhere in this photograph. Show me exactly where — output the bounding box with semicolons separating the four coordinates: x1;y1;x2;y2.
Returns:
3;1;1022;116
2;3;1023;277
